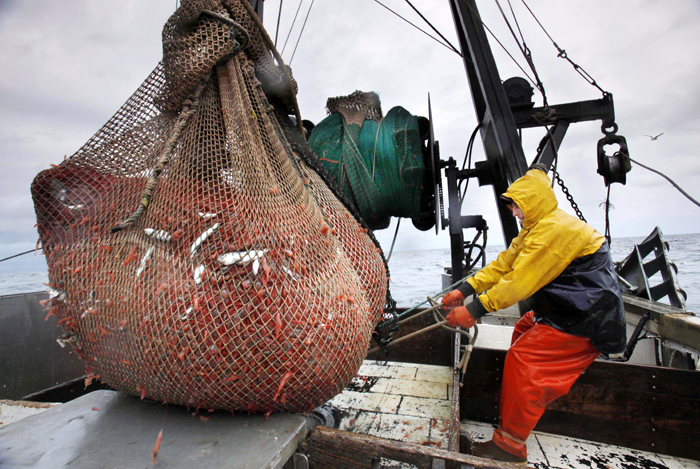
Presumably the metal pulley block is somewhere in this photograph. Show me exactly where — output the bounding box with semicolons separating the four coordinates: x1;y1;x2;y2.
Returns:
597;123;631;186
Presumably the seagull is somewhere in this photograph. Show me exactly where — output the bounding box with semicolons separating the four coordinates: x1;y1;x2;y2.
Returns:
645;133;663;140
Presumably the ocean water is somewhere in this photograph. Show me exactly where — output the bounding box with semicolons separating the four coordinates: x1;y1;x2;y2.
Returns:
386;233;700;313
1;234;699;313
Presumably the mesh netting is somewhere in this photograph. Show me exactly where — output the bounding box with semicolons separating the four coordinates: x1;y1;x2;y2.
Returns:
31;0;388;414
326;90;383;127
308;92;424;230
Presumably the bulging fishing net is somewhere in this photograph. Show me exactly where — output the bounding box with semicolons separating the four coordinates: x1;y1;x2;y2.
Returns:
31;0;389;413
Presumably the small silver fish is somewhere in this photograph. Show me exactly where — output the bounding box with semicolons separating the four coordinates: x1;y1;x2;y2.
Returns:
190;223;220;258
48;288;66;302
198;212;218;219
194;264;206;285
136;246;155;277
216;249;268;266
180;307;194;321
280;265;299;281
144;228;173;242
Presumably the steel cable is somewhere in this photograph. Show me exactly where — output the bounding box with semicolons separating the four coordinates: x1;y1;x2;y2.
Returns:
289;0;315;65
372;0;462;56
628;156;700;207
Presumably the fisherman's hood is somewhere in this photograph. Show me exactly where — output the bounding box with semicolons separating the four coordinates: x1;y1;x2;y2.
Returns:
503;169;558;230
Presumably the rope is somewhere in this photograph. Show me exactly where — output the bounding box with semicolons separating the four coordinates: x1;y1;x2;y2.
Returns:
395;270;477;320
628;156;700;207
111;75;210;233
239;0;305;134
289;0;315;65
372;0;462;56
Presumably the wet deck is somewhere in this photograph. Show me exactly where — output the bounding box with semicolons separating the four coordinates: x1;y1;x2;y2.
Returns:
463;420;699;469
326;360;454;450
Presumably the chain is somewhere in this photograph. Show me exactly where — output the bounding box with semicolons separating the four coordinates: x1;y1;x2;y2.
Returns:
552;170;586;222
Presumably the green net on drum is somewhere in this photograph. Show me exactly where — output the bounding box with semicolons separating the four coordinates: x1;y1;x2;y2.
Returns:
31;0;389;413
308;91;425;230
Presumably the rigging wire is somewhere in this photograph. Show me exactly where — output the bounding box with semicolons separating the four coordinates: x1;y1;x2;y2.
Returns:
385;219;401;263
402;0;462;56
462;1;538;89
458;124;481;208
289;0;315;65
628;156;700;208
274;0;284;47
494;0;548;106
506;0;526;44
280;0;304;56
372;0;462;56
0;248;41;264
519;0;609;96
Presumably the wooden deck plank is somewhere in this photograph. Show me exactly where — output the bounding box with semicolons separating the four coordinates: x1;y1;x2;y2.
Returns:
462;420;699;468
326;360;455;452
398;395;452;421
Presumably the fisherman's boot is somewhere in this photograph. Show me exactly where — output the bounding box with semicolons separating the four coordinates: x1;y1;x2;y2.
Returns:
472;440;528;465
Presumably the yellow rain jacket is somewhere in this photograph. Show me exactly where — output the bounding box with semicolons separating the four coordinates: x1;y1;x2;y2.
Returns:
459;168;626;353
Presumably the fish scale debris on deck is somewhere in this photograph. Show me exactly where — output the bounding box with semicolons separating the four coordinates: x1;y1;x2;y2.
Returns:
462;421;699;469
326;360;454;450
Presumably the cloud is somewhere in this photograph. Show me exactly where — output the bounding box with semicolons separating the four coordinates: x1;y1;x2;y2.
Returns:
1;0;699;272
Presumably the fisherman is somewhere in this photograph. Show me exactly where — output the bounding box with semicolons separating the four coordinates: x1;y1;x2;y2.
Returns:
441;163;627;464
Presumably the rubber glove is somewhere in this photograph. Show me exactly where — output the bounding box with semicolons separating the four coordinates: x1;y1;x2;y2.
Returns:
441;289;464;308
446;305;476;328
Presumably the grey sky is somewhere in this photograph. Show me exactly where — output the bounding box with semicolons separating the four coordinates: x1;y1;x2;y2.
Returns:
1;0;700;273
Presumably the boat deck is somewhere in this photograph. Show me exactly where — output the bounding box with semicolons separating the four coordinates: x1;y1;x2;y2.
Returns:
463;420;699;469
326;360;454;450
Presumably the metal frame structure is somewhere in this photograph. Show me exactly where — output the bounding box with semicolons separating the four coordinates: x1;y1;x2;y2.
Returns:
445;0;619;283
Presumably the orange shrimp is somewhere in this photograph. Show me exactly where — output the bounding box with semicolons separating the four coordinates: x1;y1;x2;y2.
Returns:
274;312;282;339
261;257;271;284
123;246;138;266
154;282;168;297
44;306;58;321
151;429;163;464
273;371;293;402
